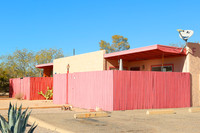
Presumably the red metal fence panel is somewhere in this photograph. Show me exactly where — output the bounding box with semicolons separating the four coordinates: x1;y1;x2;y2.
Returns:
68;71;114;111
30;77;53;100
53;74;67;104
113;71;191;110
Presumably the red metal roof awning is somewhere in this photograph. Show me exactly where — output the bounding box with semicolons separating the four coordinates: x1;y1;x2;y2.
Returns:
35;63;53;69
104;45;186;61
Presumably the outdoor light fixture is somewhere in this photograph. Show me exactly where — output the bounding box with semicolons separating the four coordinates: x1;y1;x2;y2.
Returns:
177;29;194;52
142;65;145;70
67;64;70;73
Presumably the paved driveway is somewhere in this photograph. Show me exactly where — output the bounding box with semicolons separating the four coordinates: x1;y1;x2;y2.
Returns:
1;100;200;133
29;108;200;133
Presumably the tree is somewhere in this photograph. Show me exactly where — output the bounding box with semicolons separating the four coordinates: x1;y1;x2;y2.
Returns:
99;40;114;53
0;48;64;92
99;35;130;53
0;48;64;77
0;67;10;92
0;49;35;78
35;48;64;65
34;48;64;76
111;35;130;52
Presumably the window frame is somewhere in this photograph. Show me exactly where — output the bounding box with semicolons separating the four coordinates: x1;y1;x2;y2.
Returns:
151;64;174;72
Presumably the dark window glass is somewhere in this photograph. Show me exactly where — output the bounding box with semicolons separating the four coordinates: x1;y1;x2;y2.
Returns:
130;67;140;71
151;65;173;72
110;67;119;70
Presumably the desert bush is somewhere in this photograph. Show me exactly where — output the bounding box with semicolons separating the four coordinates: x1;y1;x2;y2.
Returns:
14;93;24;100
38;86;53;100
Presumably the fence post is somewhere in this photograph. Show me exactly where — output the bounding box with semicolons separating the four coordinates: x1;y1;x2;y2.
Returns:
66;64;70;104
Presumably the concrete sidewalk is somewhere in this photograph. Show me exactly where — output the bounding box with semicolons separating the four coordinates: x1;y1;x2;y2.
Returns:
0;99;64;110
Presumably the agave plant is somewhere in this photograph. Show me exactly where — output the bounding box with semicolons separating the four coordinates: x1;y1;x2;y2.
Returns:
0;103;37;133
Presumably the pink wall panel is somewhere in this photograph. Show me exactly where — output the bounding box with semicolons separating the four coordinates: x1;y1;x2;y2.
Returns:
68;71;113;111
53;74;67;104
20;77;30;100
9;78;30;99
113;71;191;110
9;78;21;98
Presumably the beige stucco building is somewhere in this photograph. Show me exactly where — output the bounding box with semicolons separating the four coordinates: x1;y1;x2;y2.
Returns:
53;50;106;74
53;43;191;74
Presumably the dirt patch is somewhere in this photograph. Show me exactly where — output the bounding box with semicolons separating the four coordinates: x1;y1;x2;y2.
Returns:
0;93;9;98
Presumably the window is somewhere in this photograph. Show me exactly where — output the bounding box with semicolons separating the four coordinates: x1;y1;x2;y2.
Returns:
151;64;173;72
109;66;128;70
130;67;140;71
110;67;119;70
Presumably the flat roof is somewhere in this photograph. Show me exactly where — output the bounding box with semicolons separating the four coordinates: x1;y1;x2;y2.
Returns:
104;44;186;61
35;63;53;69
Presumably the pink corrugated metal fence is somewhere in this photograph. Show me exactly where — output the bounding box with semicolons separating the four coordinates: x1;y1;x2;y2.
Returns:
9;78;30;99
68;71;113;111
113;71;191;110
20;77;31;100
9;78;20;98
9;77;53;100
53;74;67;104
52;70;191;111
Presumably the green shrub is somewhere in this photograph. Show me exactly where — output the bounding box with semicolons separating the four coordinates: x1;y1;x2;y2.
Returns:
38;86;53;100
0;103;37;133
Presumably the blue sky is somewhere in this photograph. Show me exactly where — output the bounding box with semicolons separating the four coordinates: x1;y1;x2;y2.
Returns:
0;0;199;56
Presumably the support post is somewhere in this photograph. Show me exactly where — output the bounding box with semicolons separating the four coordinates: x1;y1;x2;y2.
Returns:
66;64;70;104
119;59;123;70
